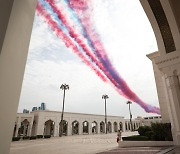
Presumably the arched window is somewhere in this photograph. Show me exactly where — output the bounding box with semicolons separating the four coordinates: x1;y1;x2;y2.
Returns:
18;119;30;137
82;121;89;134
44;120;55;136
59;120;68;136
72;120;79;135
92;121;98;134
113;122;118;132
119;122;123;131
100;121;105;133
107;121;112;133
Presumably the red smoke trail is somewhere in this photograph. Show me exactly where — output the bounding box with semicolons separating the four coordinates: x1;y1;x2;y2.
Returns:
45;0;126;95
66;0;129;94
36;2;107;82
67;0;160;114
46;0;111;75
46;0;103;69
82;15;160;114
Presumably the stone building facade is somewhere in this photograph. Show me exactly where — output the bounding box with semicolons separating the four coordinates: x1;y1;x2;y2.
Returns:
141;116;162;126
13;110;142;137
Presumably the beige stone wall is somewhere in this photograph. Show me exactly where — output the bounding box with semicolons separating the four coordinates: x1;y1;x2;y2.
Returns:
15;111;142;137
142;116;162;126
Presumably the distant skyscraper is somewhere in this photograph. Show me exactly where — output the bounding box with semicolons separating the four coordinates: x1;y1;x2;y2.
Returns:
41;102;46;110
32;107;38;111
32;103;46;111
23;109;29;113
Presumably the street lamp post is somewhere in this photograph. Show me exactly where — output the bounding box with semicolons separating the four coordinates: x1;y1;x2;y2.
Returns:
60;84;69;136
102;94;109;134
127;100;133;131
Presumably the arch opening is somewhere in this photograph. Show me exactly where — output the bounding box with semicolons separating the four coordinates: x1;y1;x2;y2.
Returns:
107;121;112;133
44;120;55;136
59;120;68;136
72;121;79;135
92;121;98;134
18;119;30;137
82;121;89;134
100;121;105;133
113;122;118;132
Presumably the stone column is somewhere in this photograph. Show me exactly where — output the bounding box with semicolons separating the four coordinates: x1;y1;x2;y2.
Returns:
0;0;37;153
81;124;84;135
89;123;92;135
112;124;114;133
96;123;99;134
67;123;72;136
78;122;82;135
121;122;123;131
54;123;59;137
165;73;180;146
37;125;44;136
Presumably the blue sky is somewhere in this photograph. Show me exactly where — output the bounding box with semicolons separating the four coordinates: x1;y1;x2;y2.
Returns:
18;0;159;118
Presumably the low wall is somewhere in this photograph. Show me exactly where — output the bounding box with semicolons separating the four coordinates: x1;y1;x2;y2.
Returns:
119;141;173;147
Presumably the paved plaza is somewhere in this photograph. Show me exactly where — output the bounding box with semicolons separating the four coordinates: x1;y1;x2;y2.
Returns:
10;132;174;154
10;132;138;154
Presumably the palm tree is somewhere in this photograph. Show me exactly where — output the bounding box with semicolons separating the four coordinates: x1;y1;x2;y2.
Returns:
102;94;109;134
127;100;133;131
59;84;69;136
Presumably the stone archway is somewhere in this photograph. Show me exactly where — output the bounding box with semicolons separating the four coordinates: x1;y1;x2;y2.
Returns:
119;122;123;131
82;121;89;134
18;119;30;137
107;121;112;133
113;122;118;132
92;121;98;134
100;121;105;133
44;120;55;136
59;120;68;136
72;120;79;135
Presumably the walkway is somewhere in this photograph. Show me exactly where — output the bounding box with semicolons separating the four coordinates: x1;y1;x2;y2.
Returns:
10;132;174;154
10;133;117;154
